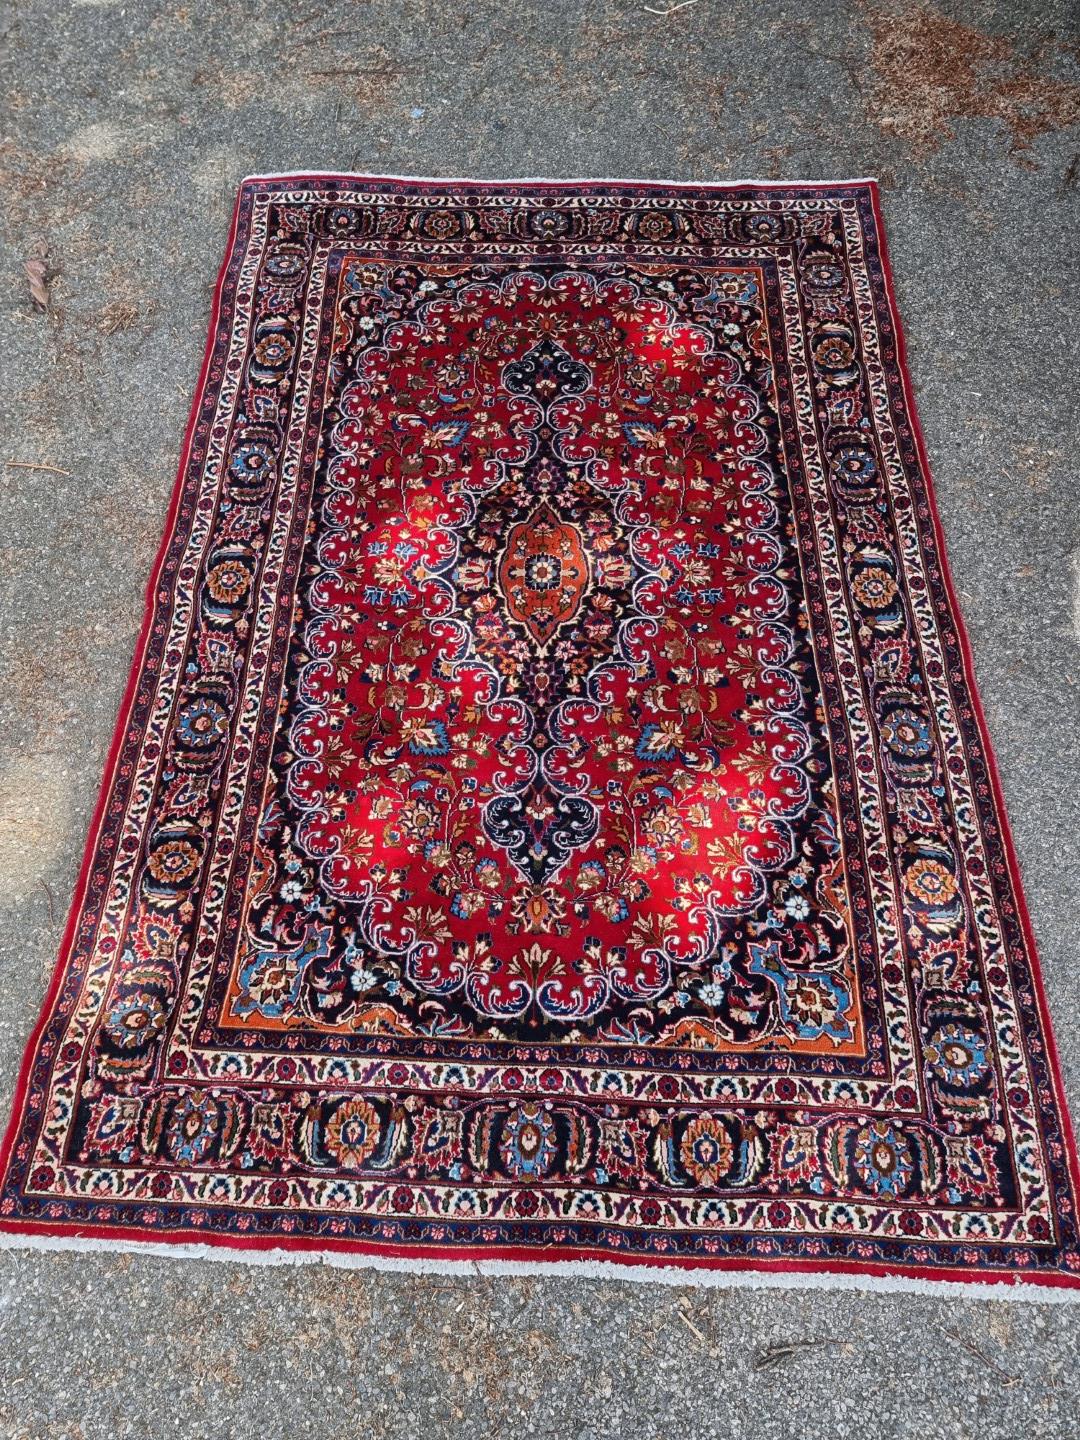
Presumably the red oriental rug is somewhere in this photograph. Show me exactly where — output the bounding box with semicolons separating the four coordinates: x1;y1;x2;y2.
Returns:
2;175;1078;1295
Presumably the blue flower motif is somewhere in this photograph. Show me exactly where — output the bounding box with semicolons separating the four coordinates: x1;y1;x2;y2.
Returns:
852;1122;913;1198
635;723;678;761
926;1023;989;1087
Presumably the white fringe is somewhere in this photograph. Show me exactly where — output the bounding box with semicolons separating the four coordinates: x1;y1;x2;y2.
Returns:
2;1229;1077;1303
238;172;879;188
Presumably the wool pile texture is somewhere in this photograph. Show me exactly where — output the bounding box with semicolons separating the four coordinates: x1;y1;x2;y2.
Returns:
2;176;1078;1294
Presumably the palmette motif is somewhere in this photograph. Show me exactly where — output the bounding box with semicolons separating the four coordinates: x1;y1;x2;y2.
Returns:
1;176;1077;1290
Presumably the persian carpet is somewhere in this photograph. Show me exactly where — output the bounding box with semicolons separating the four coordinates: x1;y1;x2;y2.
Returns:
2;176;1078;1294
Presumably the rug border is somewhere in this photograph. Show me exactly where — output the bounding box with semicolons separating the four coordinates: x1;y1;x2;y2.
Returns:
866;180;1080;1223
0;178;248;1237
1;174;1078;1299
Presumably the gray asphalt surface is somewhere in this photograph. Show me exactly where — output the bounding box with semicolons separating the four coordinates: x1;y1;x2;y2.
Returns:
1;1;1078;1436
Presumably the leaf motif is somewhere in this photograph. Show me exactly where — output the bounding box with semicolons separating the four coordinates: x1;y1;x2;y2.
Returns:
430;420;470;446
622;421;657;447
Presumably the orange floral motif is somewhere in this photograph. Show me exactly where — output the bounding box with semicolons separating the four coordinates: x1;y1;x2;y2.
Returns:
497;501;591;646
146;839;199;885
324;1098;380;1168
680;1115;734;1187
905;858;958;905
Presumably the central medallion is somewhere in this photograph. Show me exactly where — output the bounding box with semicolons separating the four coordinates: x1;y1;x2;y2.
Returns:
497;500;591;649
457;334;624;886
450;333;635;725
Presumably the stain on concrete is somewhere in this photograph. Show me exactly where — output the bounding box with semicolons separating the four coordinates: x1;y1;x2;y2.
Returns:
865;2;1080;156
0;746;74;907
61;120;143;165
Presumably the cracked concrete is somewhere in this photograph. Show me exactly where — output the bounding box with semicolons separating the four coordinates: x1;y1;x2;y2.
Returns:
1;0;1079;1436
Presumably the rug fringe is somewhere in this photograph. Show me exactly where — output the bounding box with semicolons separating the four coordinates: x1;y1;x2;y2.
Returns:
1;1229;1077;1303
238;171;880;188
